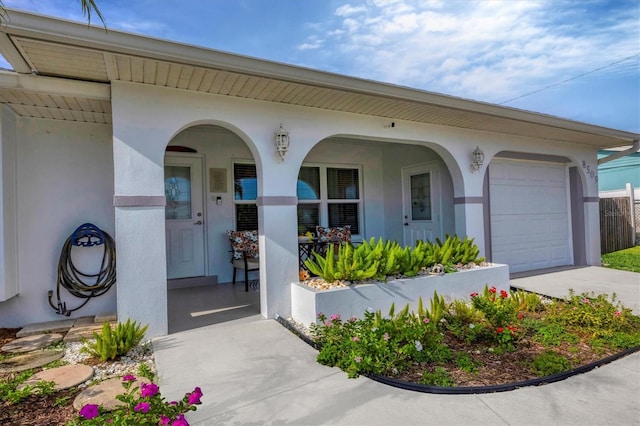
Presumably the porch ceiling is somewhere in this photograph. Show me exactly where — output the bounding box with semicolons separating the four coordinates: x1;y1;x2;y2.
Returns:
0;10;637;148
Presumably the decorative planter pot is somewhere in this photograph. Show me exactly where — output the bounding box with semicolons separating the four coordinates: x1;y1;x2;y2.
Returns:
291;264;510;327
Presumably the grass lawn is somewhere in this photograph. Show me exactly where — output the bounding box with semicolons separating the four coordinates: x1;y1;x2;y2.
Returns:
602;246;640;273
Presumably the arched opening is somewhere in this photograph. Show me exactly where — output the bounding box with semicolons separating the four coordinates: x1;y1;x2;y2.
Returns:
163;124;260;333
296;136;456;251
485;151;586;274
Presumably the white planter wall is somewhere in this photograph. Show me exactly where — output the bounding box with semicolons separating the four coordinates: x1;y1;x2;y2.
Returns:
291;264;510;326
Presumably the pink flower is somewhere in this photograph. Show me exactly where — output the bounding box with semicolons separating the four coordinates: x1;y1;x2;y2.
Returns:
614;311;622;317
383;333;390;341
330;314;341;321
172;414;190;426
187;387;203;405
470;292;479;298
349;316;357;322
583;298;590;304
159;416;171;425
324;320;331;327
354;356;362;363
79;404;99;420
134;402;150;413
122;374;136;382
140;382;160;398
423;317;430;324
351;336;360;342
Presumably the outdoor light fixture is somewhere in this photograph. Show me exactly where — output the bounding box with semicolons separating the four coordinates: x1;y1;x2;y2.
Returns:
275;124;290;162
471;146;485;172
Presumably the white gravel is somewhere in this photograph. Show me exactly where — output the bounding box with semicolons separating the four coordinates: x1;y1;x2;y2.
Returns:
62;340;156;386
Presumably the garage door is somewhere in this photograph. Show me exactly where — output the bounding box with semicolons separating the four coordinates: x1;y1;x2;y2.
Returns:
489;160;572;273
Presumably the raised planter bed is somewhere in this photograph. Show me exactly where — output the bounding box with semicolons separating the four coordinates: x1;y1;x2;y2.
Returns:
291;264;510;326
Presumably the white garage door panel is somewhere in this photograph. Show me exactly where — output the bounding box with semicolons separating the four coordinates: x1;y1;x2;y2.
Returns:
490;160;572;273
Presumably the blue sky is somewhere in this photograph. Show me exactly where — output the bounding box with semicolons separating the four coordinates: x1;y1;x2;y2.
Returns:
2;0;639;133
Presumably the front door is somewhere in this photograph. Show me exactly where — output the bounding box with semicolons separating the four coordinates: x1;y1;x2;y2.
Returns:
164;154;205;279
402;162;441;247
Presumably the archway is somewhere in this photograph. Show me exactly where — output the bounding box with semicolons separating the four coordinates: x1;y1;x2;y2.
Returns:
163;124;261;333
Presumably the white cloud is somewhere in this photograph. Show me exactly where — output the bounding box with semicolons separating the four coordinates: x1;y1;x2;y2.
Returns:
335;4;367;17
310;0;639;104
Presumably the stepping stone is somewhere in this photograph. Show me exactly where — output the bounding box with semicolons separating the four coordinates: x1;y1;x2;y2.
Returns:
19;364;94;391
1;333;63;353
16;319;76;338
94;313;117;324
73;377;136;412
73;316;96;327
0;350;64;373
63;324;109;343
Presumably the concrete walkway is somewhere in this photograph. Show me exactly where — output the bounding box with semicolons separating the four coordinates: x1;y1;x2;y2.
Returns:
153;267;640;425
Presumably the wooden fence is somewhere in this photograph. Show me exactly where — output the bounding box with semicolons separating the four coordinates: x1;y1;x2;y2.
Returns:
600;197;633;254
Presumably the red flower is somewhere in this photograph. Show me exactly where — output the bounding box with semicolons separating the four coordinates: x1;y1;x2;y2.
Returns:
470;292;479;298
496;327;504;334
500;290;508;298
489;286;497;294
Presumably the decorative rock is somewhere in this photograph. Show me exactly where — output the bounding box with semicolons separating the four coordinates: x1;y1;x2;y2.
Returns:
73;377;135;411
0;350;64;373
1;333;63;353
18;364;94;391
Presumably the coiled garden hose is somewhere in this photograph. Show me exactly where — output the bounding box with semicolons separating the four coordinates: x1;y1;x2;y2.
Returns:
47;223;116;316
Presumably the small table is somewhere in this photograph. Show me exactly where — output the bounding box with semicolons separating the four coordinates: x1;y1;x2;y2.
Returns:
298;239;328;271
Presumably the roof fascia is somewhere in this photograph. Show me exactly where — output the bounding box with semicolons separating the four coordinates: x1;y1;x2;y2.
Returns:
0;32;31;73
2;9;638;144
0;70;110;99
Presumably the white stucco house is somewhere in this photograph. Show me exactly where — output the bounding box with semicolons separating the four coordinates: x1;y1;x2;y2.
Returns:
0;10;638;337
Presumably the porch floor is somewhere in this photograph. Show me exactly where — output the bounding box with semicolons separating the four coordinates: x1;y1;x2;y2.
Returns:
167;280;260;334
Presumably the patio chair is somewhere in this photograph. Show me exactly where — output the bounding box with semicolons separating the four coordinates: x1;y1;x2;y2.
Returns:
226;230;259;292
315;225;351;254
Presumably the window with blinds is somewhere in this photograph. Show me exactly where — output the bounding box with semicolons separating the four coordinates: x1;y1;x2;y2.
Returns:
233;163;258;231
233;163;362;234
297;165;361;235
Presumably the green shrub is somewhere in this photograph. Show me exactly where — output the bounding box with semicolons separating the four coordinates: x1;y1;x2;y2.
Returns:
531;351;571;376
420;367;455;387
83;319;149;361
304;235;484;283
311;303;442;378
470;285;518;328
548;291;635;333
455;352;481;373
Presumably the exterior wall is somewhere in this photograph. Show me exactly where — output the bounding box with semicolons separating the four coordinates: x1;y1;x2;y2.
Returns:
108;79;604;336
0;106;18;301
0;117;115;328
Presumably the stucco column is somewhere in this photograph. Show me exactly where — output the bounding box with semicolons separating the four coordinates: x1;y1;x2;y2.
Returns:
112;92;169;338
257;198;299;319
454;198;486;257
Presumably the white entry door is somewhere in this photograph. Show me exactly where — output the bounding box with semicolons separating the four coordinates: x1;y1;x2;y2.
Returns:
164;154;205;279
402;163;441;247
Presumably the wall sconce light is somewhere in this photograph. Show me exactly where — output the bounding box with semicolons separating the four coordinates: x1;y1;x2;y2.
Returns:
275;124;290;162
471;146;484;172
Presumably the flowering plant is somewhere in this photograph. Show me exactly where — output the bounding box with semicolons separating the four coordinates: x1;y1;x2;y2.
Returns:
67;375;202;426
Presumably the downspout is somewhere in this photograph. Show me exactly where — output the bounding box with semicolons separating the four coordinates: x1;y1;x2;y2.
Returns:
598;139;639;165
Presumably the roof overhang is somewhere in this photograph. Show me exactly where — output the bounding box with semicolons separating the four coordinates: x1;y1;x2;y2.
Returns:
0;9;637;148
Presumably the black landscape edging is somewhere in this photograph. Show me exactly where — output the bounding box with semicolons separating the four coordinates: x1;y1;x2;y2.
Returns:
276;316;640;394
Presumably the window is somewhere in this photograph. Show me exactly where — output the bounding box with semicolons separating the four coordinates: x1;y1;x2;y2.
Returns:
233;163;258;231
297;165;361;235
232;163;363;235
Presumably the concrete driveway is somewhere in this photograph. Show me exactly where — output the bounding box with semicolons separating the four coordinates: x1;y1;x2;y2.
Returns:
154;266;640;425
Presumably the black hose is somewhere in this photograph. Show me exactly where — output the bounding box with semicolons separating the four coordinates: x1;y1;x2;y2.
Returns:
48;223;116;316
